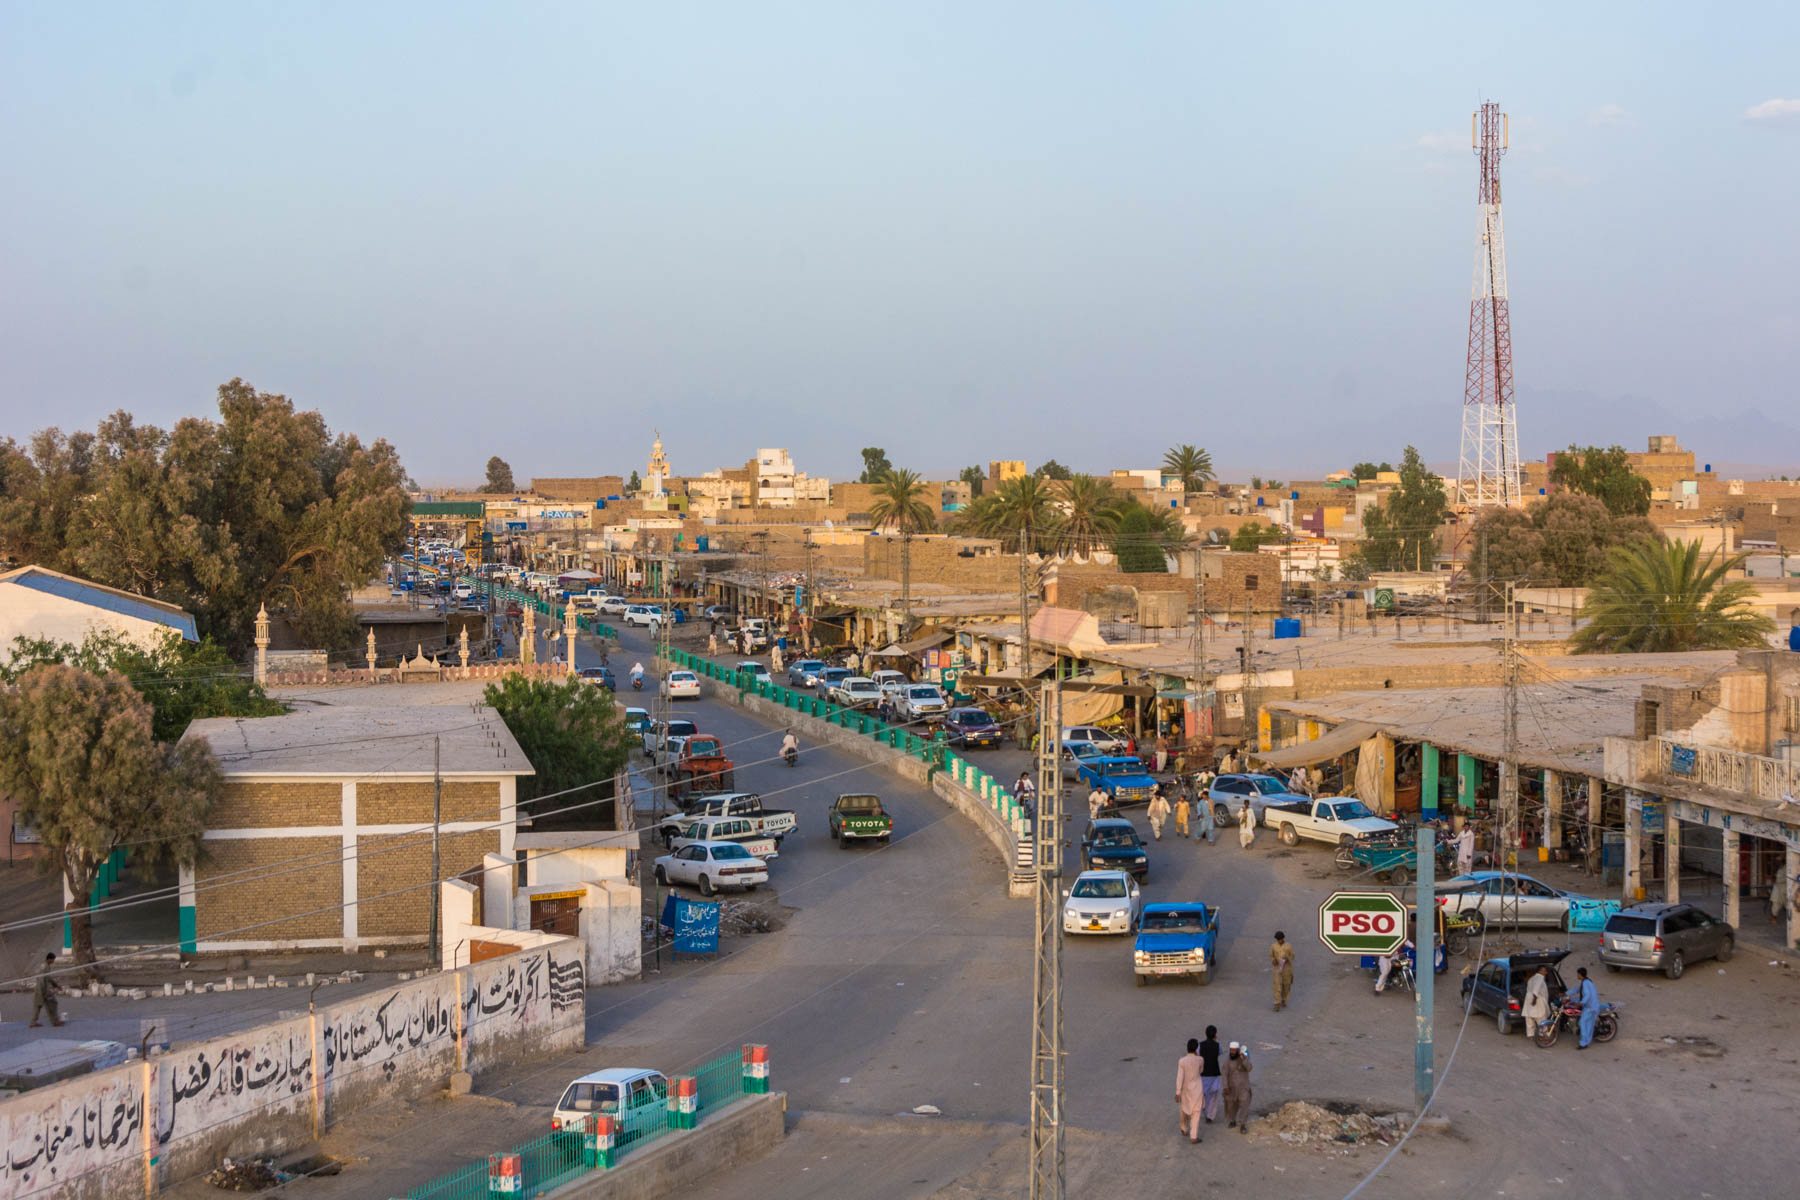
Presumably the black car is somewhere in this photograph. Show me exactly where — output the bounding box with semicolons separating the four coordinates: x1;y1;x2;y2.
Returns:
577;665;616;691
942;707;1003;749
1081;818;1149;880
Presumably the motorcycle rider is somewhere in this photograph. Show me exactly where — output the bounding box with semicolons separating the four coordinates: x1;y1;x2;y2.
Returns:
629;661;645;689
1374;935;1414;994
780;729;799;765
1571;966;1600;1049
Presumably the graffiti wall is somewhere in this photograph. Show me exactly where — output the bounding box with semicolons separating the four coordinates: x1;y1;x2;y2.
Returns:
0;938;583;1200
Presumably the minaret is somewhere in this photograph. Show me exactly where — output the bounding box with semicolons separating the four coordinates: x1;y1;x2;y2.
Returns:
646;430;671;499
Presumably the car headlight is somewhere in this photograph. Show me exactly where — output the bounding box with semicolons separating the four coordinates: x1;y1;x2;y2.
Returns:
1133;950;1149;964
1190;948;1206;962
1111;909;1129;919
1134;855;1147;863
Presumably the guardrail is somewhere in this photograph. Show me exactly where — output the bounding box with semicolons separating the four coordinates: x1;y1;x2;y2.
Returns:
477;578;620;642
404;1047;756;1199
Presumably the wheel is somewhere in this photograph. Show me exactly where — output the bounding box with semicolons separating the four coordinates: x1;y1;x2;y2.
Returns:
1214;804;1231;824
1279;823;1299;847
1604;962;1622;973
1595;1013;1619;1043
1715;936;1733;963
1445;929;1469;957
1333;845;1357;870
661;830;675;849
1338;833;1355;847
744;883;759;892
1196;970;1210;987
1496;1008;1511;1036
1533;1019;1560;1048
1461;909;1486;935
1135;974;1147;987
654;865;668;885
879;834;891;844
1387;866;1410;887
1663;951;1684;980
1559;911;1571;934
839;836;851;850
698;874;714;897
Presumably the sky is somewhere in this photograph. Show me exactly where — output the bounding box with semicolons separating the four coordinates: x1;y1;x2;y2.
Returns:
2;2;1796;486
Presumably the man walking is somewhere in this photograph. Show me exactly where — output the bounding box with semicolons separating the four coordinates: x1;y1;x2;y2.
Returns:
1571;966;1600;1049
1197;792;1217;845
1175;1038;1206;1143
1198;1025;1224;1125
1270;931;1295;1011
1174;792;1192;840
1088;784;1109;822
1238;801;1256;849
1146;788;1171;840
30;953;65;1027
1222;1042;1254;1133
1456;825;1476;875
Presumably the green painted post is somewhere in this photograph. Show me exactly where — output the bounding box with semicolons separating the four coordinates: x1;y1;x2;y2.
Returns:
1421;744;1440;818
1457;753;1479;809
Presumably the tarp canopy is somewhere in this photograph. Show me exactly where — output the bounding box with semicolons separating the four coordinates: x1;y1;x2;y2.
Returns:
868;645;911;658
556;568;600;580
899;628;953;655
1251;721;1382;769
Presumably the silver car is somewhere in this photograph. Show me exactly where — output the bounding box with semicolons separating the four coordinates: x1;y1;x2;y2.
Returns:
1061;870;1143;935
1599;903;1734;980
1437;871;1591;932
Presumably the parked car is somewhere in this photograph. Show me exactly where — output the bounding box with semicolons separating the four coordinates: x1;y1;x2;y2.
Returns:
871;669;908;699
657;793;795;848
623;604;666;628
1076;757;1158;809
664;669;702;700
1207;773;1306;822
577;665;616;691
897;683;949;722
1438;871;1592;933
553;1069;669;1133
735;660;770;682
1132;902;1221;986
598;596;631;616
653;839;769;896
642;717;697;758
452;583;474;600
667;816;777;860
830;676;883;708
1260;796;1399;847
787;659;826;688
623;707;651;736
814;667;852;698
943;707;1004;749
736;620;770;650
704;605;735;621
1061;740;1108;782
669;735;736;800
1061;869;1142;935
828;794;893;846
1081;817;1149;879
1062;725;1130;755
1460;949;1570;1035
1599;902;1734;979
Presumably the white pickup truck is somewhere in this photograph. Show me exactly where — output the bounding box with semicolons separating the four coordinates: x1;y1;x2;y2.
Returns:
667;814;779;861
656;793;796;848
1260;796;1399;847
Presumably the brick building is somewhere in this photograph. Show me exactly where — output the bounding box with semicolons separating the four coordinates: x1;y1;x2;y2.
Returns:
177;706;533;954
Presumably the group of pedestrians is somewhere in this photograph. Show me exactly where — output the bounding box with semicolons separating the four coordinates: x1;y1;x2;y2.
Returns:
1175;1025;1255;1141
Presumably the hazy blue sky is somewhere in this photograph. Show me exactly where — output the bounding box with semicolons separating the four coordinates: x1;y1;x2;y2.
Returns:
3;2;1796;485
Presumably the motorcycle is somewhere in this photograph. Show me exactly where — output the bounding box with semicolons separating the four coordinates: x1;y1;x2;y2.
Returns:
1533;997;1620;1048
782;744;798;768
631;674;644;692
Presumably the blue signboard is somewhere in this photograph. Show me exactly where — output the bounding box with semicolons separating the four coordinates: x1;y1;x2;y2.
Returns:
505;521;528;531
659;895;720;956
1669;745;1696;776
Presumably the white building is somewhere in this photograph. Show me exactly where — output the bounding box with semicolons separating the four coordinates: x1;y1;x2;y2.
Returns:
0;565;198;651
755;448;830;507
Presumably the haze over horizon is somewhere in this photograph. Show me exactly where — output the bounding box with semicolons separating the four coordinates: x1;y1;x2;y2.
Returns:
3;2;1796;484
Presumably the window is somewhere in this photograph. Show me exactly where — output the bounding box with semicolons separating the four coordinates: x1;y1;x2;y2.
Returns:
1244;574;1260;591
1477;963;1504;989
678;846;702;861
1521;880;1556;897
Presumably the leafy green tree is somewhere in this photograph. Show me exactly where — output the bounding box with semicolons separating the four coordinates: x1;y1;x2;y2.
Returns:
1469;493;1657;588
1357;446;1449;572
1034;459;1074;481
1350;461;1393;481
626;470;641;493
1228;522;1283;552
483;456;516;493
1113;507;1169;573
3;631;285;742
954;473;1058;551
0;664;221;969
1550;444;1652;517
483;675;637;822
1162;445;1215;492
1572;541;1775;654
858;447;894;484
866;468;937;534
1049;474;1121;557
957;465;985;498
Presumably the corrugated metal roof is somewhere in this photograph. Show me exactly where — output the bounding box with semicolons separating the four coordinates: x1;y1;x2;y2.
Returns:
1;567;197;641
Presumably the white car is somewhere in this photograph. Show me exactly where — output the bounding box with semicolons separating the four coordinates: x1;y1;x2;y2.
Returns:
598;596;631;616
734;660;771;681
553;1068;669;1132
654;840;770;896
1062;725;1129;755
898;684;949;721
1061;869;1143;935
830;676;882;708
624;605;666;628
451;583;474;600
871;669;908;699
642;718;697;758
664;670;701;699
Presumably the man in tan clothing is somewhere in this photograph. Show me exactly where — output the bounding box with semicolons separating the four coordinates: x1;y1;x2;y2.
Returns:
1270;931;1295;1011
1223;1041;1254;1132
1175;1038;1206;1143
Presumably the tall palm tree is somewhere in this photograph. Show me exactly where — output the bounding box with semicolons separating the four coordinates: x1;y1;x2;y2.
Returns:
1162;444;1216;493
1051;474;1121;558
1572;539;1775;654
866;468;937;534
967;473;1057;551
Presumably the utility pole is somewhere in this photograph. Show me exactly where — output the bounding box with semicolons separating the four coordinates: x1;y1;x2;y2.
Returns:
1018;528;1033;678
1240;599;1258;751
1413;824;1436;1114
430;736;441;964
1190;545;1205;744
900;527;913;638
651;546;674;820
1028;678;1064;1200
1498;580;1521;937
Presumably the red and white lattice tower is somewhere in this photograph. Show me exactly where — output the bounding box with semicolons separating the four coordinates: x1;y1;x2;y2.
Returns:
1456;101;1522;508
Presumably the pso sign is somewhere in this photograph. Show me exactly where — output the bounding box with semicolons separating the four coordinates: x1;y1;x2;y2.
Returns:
1317;891;1409;956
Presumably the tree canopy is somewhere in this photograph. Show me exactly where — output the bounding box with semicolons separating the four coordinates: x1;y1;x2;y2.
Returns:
1162;445;1216;492
1113;506;1169;573
626;469;641;493
858;447;894;484
483;456;516;493
1468;492;1657;589
1572;541;1775;654
1228;522;1285;552
1351;461;1393;481
953;473;1058;551
483;674;637;822
0;664;222;968
866;468;937;534
1549;444;1652;517
957;465;985;497
1050;474;1122;558
1356;446;1449;572
0;381;410;655
1034;459;1074;481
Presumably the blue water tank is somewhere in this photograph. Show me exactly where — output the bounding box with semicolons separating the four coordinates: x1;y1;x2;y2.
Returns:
1273;618;1301;639
1256;497;1265;507
1789;625;1799;652
1290;491;1299;500
696;535;710;552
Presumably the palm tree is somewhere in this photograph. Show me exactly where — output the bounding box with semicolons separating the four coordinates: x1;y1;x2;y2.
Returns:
1571;539;1775;654
1051;474;1121;558
965;473;1057;552
1162;444;1216;493
866;468;937;534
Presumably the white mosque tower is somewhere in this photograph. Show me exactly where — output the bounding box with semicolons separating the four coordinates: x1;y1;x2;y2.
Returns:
645;430;670;499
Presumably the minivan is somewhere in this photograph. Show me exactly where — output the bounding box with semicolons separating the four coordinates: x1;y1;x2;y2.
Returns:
1599;902;1734;979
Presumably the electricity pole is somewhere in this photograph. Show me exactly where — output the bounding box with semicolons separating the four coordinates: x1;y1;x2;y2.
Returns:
1498;580;1521;937
1028;678;1064;1200
429;736;441;964
1018;528;1032;678
1190;545;1205;743
1240;600;1258;751
900;527;913;638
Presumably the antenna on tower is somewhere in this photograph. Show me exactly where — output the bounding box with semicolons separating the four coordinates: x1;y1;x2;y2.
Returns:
1456;100;1522;509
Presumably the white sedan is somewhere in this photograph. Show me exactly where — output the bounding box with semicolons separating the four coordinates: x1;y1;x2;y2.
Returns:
1061;869;1143;935
654;841;769;896
623;604;666;628
664;670;701;699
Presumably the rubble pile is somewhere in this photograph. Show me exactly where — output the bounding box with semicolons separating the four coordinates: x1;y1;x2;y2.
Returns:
205;1158;288;1191
719;901;774;935
1254;1101;1399;1150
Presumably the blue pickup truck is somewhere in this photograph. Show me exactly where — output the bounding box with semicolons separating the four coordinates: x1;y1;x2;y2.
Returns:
1077;756;1158;809
1133;902;1221;987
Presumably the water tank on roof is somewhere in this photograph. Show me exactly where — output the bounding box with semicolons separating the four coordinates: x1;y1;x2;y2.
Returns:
1789;625;1799;652
1273;618;1301;639
696;536;710;551
1256;497;1265;507
1290;491;1299;500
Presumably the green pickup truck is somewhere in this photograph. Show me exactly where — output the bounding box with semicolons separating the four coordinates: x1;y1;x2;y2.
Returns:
828;794;893;847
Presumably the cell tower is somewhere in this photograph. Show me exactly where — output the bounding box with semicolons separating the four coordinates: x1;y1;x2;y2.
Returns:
1456;101;1522;508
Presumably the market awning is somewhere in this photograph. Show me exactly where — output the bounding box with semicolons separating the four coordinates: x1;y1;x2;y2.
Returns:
898;628;953;655
1251;721;1382;769
868;645;911;658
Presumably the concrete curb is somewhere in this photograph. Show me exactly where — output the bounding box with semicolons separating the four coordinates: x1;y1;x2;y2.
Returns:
542;1092;786;1199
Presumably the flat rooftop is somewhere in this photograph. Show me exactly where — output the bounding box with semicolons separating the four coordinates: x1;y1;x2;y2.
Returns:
182;704;533;778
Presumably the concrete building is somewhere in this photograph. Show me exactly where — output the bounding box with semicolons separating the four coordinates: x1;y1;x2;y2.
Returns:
752;448;830;507
177;706;533;953
0;565;197;650
988;460;1027;486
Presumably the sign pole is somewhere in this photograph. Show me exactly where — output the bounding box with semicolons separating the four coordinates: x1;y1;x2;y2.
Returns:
1414;825;1435;1116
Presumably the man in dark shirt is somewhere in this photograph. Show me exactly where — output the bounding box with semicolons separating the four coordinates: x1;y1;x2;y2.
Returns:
1198;1024;1223;1123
